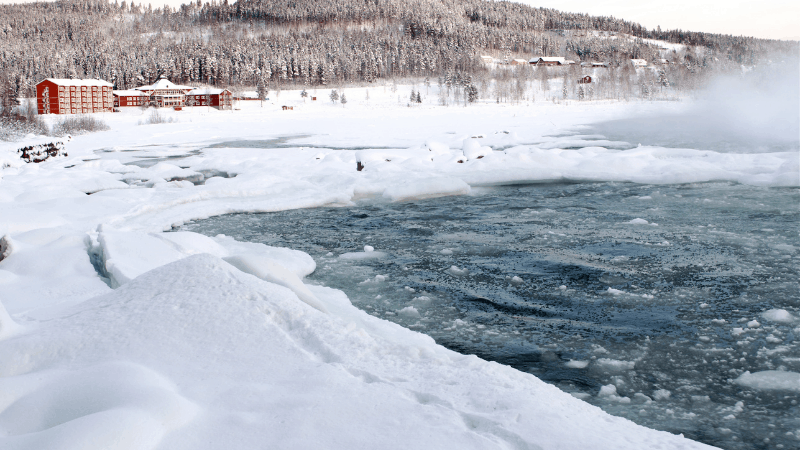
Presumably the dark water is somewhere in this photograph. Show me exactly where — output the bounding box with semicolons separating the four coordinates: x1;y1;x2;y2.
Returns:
183;182;800;450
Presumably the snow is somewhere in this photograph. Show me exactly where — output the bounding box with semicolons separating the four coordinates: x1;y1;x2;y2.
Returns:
0;86;781;450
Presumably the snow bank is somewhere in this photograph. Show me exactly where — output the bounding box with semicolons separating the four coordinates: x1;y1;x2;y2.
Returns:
382;176;470;202
0;255;714;449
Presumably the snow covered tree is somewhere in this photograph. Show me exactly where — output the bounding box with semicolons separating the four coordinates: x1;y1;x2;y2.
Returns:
329;90;339;103
340;93;347;105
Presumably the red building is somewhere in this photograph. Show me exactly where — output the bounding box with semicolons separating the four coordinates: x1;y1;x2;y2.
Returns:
185;88;234;110
113;90;150;107
36;79;114;115
134;77;194;108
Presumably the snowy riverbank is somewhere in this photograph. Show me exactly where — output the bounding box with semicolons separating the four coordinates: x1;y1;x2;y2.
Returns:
1;92;796;449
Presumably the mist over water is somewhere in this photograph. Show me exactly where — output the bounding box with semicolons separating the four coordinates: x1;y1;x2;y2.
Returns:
592;59;800;153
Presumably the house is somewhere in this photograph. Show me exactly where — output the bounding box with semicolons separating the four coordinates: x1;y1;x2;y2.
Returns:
529;57;567;66
113;89;150;108
35;78;113;115
237;91;260;101
133;77;194;108
185;87;234;110
480;55;494;64
631;59;648;68
510;59;528;65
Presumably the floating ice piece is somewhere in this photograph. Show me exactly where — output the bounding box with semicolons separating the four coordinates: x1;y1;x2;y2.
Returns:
627;218;649;225
761;309;796;324
597;384;631;403
397;305;420;318
735;371;800;392
566;360;589;369
364;245;374;252
445;265;469;277
747;320;760;328
440;248;453;255
653;389;671;400
605;287;624;296
510;276;524;285
596;358;636;372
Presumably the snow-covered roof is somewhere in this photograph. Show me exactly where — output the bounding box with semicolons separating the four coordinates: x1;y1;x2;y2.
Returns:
113;90;149;97
40;78;113;87
239;90;259;98
631;59;648;66
186;87;229;96
529;57;567;64
134;77;193;92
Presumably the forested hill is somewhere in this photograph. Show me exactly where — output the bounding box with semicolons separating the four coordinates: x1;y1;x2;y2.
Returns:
0;0;795;97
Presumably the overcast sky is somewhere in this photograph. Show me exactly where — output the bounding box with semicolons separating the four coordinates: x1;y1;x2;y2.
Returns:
1;0;797;40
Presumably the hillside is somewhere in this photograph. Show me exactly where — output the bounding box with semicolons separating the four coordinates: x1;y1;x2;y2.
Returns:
0;0;795;100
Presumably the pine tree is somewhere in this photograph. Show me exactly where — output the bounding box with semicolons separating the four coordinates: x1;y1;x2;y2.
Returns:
329;89;339;103
340;93;347;105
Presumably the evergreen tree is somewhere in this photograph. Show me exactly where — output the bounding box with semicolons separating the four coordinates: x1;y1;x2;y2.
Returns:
329;89;339;103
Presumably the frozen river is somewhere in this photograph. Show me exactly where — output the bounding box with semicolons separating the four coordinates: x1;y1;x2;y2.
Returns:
184;180;799;450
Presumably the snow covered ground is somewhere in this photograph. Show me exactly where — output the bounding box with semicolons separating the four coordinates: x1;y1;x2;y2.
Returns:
1;85;796;449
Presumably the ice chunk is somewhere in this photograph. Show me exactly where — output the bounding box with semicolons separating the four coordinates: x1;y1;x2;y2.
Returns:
445;265;469;277
605;287;624;296
98;230;186;288
363;245;374;252
734;371;800;392
566;360;589;369
627;218;649;225
761;309;796;324
747;320;760;328
223;254;328;313
461;139;492;160
653;389;671;400
596;358;636;372
397;306;420;318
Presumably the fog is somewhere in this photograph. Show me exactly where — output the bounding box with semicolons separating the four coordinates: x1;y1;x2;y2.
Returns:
592;57;800;153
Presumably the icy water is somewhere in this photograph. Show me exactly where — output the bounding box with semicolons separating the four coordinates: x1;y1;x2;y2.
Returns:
183;182;800;450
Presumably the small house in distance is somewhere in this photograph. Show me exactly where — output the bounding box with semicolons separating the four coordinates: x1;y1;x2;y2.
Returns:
36;78;114;115
510;59;528;65
113;90;149;108
480;55;494;64
185;88;234;110
529;57;567;66
631;59;649;68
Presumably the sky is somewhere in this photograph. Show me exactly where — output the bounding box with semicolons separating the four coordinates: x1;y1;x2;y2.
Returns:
0;0;797;40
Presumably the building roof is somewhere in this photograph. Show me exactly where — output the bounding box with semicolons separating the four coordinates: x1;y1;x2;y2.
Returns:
113;90;149;97
134;77;193;92
529;57;567;64
39;78;113;87
186;87;230;95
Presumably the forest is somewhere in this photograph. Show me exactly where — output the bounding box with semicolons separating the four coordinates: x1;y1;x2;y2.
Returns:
0;0;796;107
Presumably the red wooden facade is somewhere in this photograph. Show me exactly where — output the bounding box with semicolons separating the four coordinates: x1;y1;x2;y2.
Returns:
185;88;233;110
113;90;150;107
36;79;114;115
